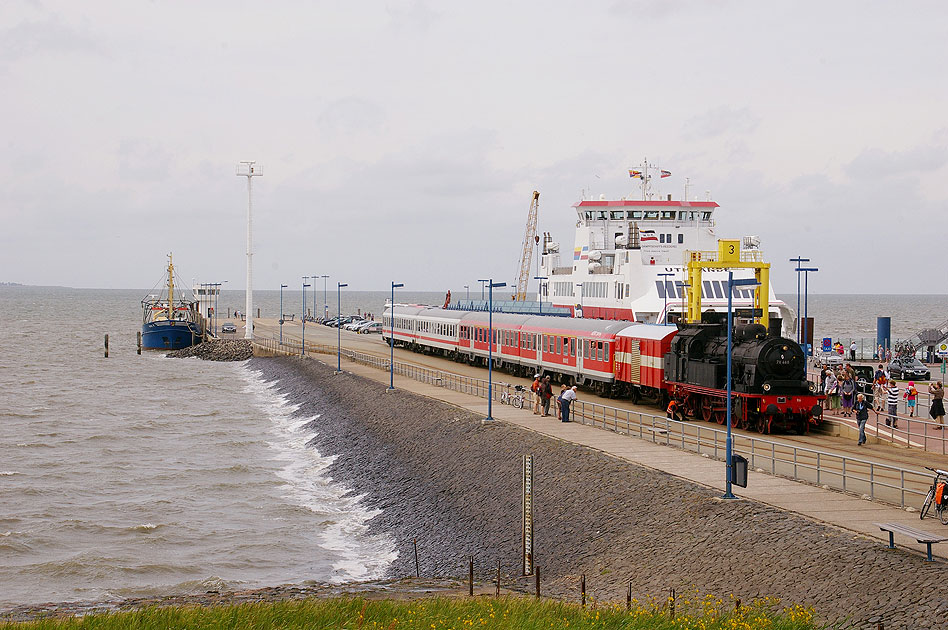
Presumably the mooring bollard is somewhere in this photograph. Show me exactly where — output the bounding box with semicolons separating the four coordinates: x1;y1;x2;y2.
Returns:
468;556;474;596
257;308;260;319
104;334;109;358
580;574;586;608
413;538;419;578
495;560;500;597
535;566;540;599
137;331;142;355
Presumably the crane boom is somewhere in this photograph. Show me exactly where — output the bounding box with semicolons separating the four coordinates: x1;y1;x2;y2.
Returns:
514;191;540;301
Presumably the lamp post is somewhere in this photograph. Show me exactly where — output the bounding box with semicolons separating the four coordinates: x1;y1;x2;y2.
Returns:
312;273;319;322
236;161;261;340
479;279;488;302
301;278;311;356
389;282;404;390
337;282;348;373
575;283;584;318
724;272;761;499
321;275;330;320
658;272;675;325
279;284;288;344
213;281;225;336
798;267;818;357
789;257;809;343
478;278;506;422
534;276;548;315
464;285;470;301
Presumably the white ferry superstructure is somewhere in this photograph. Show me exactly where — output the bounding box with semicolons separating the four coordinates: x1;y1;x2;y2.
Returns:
537;187;793;334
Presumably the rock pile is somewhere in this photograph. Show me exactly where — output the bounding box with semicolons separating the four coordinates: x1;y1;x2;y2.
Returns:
166;339;253;361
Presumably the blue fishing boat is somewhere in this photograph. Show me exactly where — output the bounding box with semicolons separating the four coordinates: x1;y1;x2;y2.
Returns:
141;254;203;350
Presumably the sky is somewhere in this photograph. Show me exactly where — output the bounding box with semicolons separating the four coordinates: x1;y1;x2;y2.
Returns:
2;1;947;294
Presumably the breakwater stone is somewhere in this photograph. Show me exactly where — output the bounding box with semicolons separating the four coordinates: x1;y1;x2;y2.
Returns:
252;355;948;629
166;339;253;361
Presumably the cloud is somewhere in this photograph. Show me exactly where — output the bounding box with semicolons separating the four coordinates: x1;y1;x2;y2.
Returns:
386;0;441;32
317;97;386;138
0;15;102;62
682;105;760;140
843;140;948;180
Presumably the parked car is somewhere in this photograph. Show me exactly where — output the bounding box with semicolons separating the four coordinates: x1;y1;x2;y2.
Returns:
343;319;368;331
851;365;875;404
221;322;238;334
812;351;843;368
888;357;931;381
360;322;383;334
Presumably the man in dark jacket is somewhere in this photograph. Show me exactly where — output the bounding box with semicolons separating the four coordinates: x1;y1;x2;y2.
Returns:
854;393;870;445
540;377;553;416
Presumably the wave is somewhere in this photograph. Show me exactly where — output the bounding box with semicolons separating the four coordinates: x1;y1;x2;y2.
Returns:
237;364;396;582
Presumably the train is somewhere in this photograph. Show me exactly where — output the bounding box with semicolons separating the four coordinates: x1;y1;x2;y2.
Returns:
381;305;824;434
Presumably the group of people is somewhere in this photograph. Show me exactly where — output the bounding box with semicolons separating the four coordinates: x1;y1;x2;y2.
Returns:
820;364;859;416
530;375;578;423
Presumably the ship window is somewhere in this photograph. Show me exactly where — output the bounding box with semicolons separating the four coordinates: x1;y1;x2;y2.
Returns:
584;211;593;220
702;211;712;220
661;211;675;220
610;211;623;220
678;234;684;244
678;211;687;220
597;211;607;220
628;211;643;219
625;284;630;297
689;212;698;220
666;233;672;242
644;211;659;219
659;234;665;243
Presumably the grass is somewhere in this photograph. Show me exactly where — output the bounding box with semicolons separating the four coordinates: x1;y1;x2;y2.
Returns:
0;593;823;630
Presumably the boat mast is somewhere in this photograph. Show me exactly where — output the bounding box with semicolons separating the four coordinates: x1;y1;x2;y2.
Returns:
167;253;174;320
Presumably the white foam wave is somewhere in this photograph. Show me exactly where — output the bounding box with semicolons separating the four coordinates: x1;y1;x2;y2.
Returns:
236;364;396;582
0;471;19;476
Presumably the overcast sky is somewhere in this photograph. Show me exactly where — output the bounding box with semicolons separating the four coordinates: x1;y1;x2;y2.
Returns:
2;1;946;295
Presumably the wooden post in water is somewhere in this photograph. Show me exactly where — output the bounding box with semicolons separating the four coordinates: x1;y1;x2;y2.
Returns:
468;556;474;596
495;560;500;597
137;331;142;355
413;538;419;578
535;566;540;599
104;334;109;358
580;574;586;608
626;581;632;610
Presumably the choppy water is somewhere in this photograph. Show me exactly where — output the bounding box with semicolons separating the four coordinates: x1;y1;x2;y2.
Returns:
0;286;944;607
0;287;395;607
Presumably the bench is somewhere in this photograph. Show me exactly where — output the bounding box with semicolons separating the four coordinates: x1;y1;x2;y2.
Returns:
875;522;948;562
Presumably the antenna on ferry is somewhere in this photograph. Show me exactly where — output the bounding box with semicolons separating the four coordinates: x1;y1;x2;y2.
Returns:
684;178;691;202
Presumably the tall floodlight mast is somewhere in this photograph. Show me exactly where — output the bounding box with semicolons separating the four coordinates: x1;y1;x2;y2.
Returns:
236;161;262;339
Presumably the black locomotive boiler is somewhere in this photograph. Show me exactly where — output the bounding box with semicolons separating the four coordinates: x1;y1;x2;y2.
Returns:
664;318;823;434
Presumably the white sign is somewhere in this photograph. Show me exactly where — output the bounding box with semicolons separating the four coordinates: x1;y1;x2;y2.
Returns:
937;342;948;357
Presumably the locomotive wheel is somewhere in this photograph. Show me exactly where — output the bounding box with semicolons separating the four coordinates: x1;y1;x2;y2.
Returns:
700;397;713;422
755;414;771;434
712;410;726;425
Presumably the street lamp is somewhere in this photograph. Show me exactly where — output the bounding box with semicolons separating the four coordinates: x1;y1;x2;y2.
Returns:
214;281;226;336
312;273;319;322
575;283;584;318
464;285;470;301
797;267;818;357
658;272;675;325
321;275;330;320
479;279;488;302
724;272;760;500
534;276;548;315
789;257;810;344
337;282;348;373
478;279;506;422
389;282;404;390
301;278;311;356
279;284;288;344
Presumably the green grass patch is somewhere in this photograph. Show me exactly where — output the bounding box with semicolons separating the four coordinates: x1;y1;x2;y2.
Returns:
1;595;821;629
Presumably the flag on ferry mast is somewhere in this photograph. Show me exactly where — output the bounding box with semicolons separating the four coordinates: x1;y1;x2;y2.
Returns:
629;170;643;179
660;169;672;178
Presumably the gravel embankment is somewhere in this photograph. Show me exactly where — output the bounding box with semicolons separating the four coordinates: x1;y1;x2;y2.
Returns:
166;339;253;361
252;355;948;630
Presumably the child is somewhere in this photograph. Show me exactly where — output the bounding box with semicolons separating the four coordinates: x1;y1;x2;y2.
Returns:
904;381;918;417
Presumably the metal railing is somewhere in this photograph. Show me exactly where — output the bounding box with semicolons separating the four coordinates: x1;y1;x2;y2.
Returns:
254;335;932;509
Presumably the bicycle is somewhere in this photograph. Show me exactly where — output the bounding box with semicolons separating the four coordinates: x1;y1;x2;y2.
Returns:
919;466;948;523
499;383;527;409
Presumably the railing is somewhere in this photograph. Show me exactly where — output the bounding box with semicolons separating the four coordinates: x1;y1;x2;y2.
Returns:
254;335;932;509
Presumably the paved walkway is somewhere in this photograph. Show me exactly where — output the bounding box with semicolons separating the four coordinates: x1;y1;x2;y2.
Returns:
265;340;948;563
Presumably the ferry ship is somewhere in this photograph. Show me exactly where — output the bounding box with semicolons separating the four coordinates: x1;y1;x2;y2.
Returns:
536;164;793;333
141;254;203;350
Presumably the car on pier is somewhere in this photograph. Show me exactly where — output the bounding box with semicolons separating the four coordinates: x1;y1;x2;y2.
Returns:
888;357;931;381
812;351;843;369
221;323;238;334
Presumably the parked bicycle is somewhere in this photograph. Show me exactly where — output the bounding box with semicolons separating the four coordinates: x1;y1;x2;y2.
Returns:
499;383;527;409
920;466;948;523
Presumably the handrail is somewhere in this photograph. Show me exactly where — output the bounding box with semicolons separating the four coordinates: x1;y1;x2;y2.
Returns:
253;334;932;509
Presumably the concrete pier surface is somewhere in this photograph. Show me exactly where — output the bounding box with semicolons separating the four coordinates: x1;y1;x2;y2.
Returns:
250;317;948;564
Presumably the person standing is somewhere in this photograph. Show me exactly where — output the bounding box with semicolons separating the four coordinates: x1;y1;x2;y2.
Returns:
904;381;918;417
854;393;870;445
929;381;945;429
886;379;900;428
556;384;567;420
850;340;857;362
561;385;578;422
531;374;542;415
824;370;839;412
540;377;553;416
840;374;856;417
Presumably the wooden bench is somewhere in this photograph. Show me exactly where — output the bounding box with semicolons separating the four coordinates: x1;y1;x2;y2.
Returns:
875;522;948;562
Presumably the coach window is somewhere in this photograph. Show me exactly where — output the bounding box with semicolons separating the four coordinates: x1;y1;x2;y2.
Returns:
556;336;562;354
604;343;610;362
597;341;603;362
570;338;576;357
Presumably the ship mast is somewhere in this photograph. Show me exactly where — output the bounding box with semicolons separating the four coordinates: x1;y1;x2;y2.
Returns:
167;253;174;320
